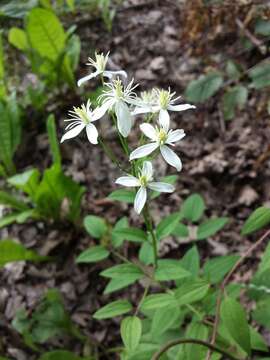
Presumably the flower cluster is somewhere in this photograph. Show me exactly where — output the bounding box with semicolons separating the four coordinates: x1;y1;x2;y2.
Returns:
61;52;195;213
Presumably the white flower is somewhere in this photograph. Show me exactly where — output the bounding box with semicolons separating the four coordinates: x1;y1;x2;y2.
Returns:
132;88;195;130
98;79;138;137
77;52;127;87
115;161;174;214
130;114;185;171
61;100;105;144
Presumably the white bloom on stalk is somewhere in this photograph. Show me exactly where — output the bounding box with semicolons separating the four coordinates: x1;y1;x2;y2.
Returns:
115;161;174;214
77;52;127;87
132;88;195;130
130;115;185;171
61;100;105;144
98;78;138;137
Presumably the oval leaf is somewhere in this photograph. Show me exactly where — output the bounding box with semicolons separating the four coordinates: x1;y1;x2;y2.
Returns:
93;300;132;320
242;207;270;235
76;245;109;263
121;316;142;351
182;194;205;222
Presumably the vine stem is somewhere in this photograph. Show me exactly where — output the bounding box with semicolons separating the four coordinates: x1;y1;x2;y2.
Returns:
205;228;270;360
151;338;241;360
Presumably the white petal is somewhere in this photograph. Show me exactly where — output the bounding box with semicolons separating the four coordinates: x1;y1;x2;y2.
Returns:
142;161;153;179
115;101;132;137
140;123;157;141
86;123;98;144
167;104;196;112
77;71;100;87
148;182;175;193
131;106;152;115
115;176;140;187
103;70;127;79
159;109;170;132
92;102;110;121
60;123;85;143
130;143;158;160
160;145;182;171
134;187;147;214
167;129;186;144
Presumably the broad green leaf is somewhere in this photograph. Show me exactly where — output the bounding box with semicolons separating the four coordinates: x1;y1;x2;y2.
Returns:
26;8;66;61
141;293;177;311
151;307;180;336
250;326;268;352
226;60;242;80
76;245;109;263
185;72;223;103
93;300;132;319
111;217;128;247
103;277;140;294
172;223;189;238
221;297;251;355
0;190;28;211
182;193;205;222
112;227;147;243
185;322;209;360
180;246;200;276
84;215;107;239
249;62;270;89
100;263;143;278
203;255;240;284
39;351;87;360
197;217;228;240
222;86;248;121
175;278;210;306
0;0;38;19
155;259;191;281
257;242;270;275
47;114;61;166
8;27;28;50
241;206;270;235
121;316;142;351
125;343;158;360
0;239;46;266
139;241;154;265
8;168;40;198
108;189;135;203
156;212;182;240
255;19;270;36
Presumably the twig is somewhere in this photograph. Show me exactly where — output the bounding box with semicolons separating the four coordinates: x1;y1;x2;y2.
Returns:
206;228;270;360
151;338;241;360
235;18;266;55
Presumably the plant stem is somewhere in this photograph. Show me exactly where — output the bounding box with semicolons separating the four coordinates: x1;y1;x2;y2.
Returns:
134;284;150;316
205;228;270;360
98;137;124;171
143;205;158;268
151;338;241;360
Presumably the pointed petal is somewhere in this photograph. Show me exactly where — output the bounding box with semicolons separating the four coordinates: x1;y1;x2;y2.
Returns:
115;101;132;137
160;145;182;171
159;109;170;132
130;143;158;160
77;71;100;87
92;102;110;121
148;182;175;193
86;123;98;144
104;70;127;79
134;187;147;214
167;104;196;112
131;106;152;116
115;176;140;187
142;161;153;179
60;123;85;143
140;123;157;141
167;129;186;143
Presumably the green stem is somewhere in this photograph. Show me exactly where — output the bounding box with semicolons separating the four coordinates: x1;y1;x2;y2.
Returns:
135;284;150;316
98;137;124;171
143;205;158;268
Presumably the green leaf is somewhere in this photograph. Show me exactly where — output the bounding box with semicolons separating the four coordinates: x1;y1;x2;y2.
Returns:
241;206;270;235
39;351;87;360
108;189;135;203
8;27;29;51
155;260;191;281
203;255;240;284
151;307;180;336
112;227;147;243
174;278;210;306
121;316;142;351
222;86;248;121
172;223;189;238
139;241;154;265
255;19;270;36
93;300;132;319
226;60;242;80
249;61;270;89
26;8;66;61
84;215;107;239
156;212;182;240
185;322;209;360
0;190;29;211
100;264;143;278
76;245;109;264
141;293;177;311
257;242;270;275
111;217;129;247
185;72;223;103
47;114;61;166
8;168;40;198
221;297;251;355
103;277;140;294
250;326;268;352
0;239;46;266
180;246;200;276
182;193;205;222
197;217;228;240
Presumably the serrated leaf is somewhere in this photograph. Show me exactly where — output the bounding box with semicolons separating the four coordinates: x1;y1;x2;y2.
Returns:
156;212;182;240
76;245;109;263
182;193;205;222
242;206;270;235
185;72;223;103
121;316;142;351
197;217;228;240
175;278;210;306
108;189;135;203
155;259;191;281
93;300;132;319
84;215;107;239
